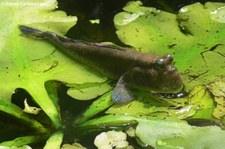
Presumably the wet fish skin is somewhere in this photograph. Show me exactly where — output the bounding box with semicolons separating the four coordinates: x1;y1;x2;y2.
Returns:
19;25;183;104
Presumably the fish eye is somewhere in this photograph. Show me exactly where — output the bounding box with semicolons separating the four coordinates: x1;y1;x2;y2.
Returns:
155;60;164;68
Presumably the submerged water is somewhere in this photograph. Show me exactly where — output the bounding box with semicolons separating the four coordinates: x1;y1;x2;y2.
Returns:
57;0;225;43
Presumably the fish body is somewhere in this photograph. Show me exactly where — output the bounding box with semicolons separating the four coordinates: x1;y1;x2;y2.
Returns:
19;25;183;103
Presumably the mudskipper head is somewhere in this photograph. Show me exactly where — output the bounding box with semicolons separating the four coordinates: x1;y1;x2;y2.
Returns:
127;54;183;94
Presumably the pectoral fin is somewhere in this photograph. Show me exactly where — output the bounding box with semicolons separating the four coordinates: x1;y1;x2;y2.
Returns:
112;75;134;104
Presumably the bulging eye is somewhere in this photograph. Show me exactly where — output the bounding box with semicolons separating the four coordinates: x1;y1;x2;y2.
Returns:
155;60;165;68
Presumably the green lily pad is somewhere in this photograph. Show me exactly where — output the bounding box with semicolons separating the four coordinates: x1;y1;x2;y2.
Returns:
0;0;76;128
73;2;225;148
0;0;110;129
136;118;225;149
208;79;225;121
114;1;225;91
67;81;112;100
110;0;225;126
76;115;225;149
105;85;218;121
208;78;225;97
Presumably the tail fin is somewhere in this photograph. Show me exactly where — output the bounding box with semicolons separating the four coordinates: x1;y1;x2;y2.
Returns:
19;25;45;39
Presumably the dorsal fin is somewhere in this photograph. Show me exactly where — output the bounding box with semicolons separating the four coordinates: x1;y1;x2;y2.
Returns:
91;42;134;51
70;38;134;51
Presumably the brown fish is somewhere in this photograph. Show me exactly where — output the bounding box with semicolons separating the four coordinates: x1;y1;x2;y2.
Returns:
19;25;183;104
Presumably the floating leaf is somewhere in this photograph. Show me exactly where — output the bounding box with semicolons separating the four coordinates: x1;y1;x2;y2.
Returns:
74;2;225;148
114;1;225;91
0;0;109;128
67;81;112;100
208;79;225;121
112;0;225;126
136;119;225;149
77;115;225;149
106;89;200;120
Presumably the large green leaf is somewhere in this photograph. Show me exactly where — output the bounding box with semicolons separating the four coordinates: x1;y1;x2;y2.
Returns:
0;0;109;129
112;0;225;127
76;115;225;149
74;84;216;125
114;1;225;91
135;118;225;149
208;79;225;122
72;2;225;148
106;89;199;120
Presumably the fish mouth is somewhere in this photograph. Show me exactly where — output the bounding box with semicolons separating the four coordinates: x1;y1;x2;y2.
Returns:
151;85;188;98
